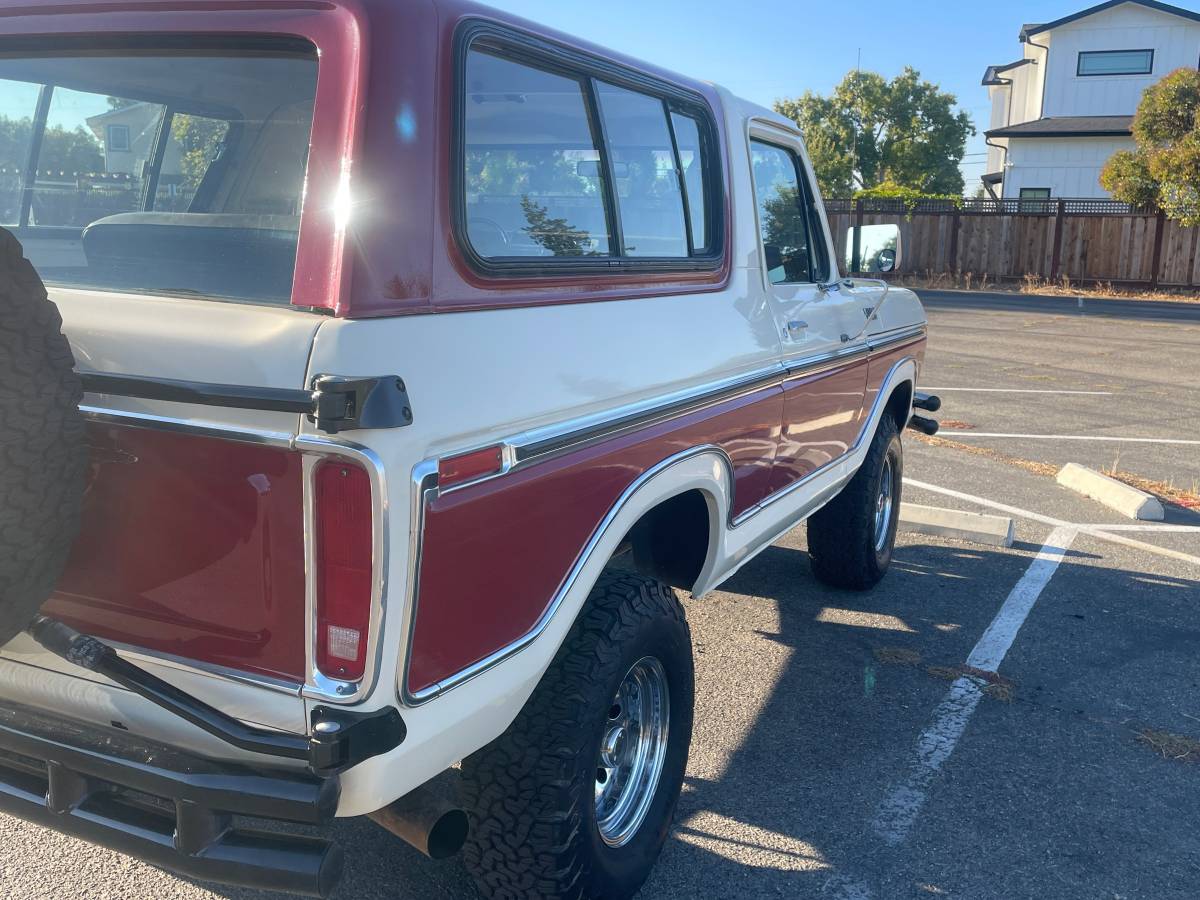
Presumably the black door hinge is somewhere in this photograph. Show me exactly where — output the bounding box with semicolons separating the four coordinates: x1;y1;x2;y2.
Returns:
309;375;413;435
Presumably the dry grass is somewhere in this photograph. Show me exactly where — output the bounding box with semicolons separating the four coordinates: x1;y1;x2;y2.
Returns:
1137;728;1200;763
925;664;1016;702
889;271;1200;303
913;434;1200;510
912;433;1060;477
874;647;923;666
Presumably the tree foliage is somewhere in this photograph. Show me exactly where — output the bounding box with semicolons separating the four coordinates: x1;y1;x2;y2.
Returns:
1100;68;1200;224
775;67;974;198
0;116;103;175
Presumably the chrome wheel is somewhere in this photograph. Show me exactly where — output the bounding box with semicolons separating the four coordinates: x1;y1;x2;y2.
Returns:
594;656;670;848
874;455;894;552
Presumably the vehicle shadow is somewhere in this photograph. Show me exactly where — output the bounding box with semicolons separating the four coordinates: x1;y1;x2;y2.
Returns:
198;533;1196;900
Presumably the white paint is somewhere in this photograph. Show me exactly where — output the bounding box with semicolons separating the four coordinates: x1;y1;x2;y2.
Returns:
984;1;1200;198
1056;462;1165;520
920;387;1113;395
905;479;1200;568
939;431;1200;446
1086;523;1200;532
899;502;1015;547
871;527;1077;846
1003;136;1136;200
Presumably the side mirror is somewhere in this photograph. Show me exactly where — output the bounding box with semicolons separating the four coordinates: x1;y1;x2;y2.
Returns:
845;223;902;274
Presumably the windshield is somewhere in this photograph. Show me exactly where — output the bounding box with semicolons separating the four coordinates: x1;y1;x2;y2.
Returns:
0;43;317;305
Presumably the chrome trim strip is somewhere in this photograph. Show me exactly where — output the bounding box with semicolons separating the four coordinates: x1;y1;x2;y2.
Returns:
397;461;440;706
730;354;917;526
400;349;923;705
867;323;926;352
80;406;294;447
75;407;394;705
112;643;303;697
401;445;728;705
296;435;391;705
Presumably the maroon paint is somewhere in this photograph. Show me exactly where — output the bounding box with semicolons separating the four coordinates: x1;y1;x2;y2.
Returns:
770;358;869;492
407;385;782;692
43;424;307;682
866;336;926;417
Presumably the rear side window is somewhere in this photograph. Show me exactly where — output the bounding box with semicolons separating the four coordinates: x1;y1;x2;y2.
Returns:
458;33;722;274
0;42;317;305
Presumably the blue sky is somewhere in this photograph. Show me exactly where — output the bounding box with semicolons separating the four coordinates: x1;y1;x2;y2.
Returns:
485;0;1200;193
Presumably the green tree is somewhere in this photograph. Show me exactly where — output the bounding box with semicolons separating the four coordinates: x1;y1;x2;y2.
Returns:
774;67;974;197
520;196;594;256
171;113;229;193
0;116;102;175
1101;68;1200;224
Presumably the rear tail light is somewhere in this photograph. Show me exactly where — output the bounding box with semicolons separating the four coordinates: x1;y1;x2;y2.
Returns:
313;460;373;681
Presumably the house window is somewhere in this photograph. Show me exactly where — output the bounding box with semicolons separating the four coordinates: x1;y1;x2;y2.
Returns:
105;124;131;152
1077;49;1153;76
1019;188;1051;199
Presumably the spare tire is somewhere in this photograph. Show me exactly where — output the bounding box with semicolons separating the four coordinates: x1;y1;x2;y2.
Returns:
0;227;85;646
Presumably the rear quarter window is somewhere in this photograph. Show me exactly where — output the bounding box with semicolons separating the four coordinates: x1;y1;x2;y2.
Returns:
0;41;317;305
455;25;724;277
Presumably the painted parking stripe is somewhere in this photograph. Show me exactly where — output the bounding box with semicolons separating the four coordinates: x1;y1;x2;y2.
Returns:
871;526;1078;846
939;431;1200;446
904;479;1200;568
921;387;1114;395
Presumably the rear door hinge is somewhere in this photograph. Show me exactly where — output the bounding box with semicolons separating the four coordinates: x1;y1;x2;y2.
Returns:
310;375;413;435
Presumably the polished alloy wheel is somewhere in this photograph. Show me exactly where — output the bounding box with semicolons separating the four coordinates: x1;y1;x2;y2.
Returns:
874;455;894;552
594;656;670;848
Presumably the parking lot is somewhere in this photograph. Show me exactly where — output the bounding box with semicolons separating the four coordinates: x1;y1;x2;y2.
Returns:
2;291;1198;900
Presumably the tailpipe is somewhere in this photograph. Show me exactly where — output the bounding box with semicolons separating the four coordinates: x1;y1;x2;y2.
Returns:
907;414;939;436
368;771;469;859
913;392;941;413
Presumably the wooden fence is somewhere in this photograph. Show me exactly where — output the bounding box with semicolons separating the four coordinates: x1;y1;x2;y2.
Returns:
826;198;1200;289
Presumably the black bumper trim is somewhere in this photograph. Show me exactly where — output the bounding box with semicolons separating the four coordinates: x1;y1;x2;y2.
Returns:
0;702;344;897
26;616;407;776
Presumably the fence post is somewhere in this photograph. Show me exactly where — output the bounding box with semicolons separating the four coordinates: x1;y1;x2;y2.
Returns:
948;206;961;276
1149;208;1167;290
851;198;864;274
1050;198;1066;282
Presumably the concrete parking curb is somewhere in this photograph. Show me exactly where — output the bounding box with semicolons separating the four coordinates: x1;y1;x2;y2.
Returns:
1055;463;1165;521
898;503;1015;547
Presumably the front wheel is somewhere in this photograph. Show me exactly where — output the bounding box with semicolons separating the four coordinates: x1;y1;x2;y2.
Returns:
461;572;694;900
807;414;903;590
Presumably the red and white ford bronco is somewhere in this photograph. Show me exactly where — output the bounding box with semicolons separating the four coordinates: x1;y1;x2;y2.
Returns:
0;1;938;897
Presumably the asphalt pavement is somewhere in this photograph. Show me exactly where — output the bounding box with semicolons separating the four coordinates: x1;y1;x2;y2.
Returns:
2;291;1198;900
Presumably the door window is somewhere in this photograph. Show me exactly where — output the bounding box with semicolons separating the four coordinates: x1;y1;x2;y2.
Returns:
750;140;826;284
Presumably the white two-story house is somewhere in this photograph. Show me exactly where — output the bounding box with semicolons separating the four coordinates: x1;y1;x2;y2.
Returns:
982;0;1200;199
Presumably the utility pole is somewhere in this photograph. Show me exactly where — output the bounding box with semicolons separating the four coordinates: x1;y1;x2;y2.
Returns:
853;47;861;192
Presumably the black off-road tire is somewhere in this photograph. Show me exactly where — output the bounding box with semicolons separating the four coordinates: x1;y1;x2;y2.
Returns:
807;414;903;590
0;227;86;645
461;572;694;900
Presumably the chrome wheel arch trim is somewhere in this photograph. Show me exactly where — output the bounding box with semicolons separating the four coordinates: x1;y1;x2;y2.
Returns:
398;351;921;707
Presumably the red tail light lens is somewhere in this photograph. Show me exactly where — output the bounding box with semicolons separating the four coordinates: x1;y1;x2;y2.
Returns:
438;445;504;489
314;460;373;681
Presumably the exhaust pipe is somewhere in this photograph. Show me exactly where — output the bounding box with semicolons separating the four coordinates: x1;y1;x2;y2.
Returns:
907;414;939;436
368;771;469;859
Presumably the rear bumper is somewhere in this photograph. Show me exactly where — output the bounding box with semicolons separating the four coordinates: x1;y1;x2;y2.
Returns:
0;701;343;897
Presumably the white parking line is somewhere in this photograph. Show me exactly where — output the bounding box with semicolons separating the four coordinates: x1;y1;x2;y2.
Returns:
939;431;1200;446
921;387;1114;395
905;478;1200;568
870;526;1077;846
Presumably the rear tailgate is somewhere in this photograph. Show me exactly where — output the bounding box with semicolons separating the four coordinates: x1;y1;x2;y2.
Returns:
0;291;322;734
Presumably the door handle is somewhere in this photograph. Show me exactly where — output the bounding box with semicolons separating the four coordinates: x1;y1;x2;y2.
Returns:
786;320;808;338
